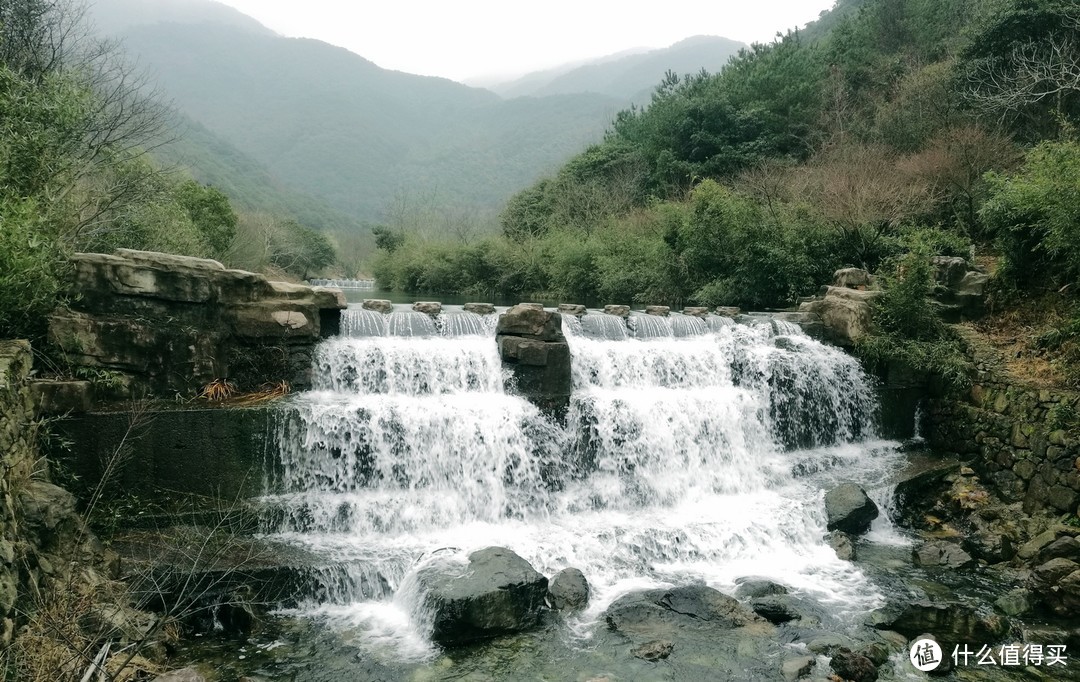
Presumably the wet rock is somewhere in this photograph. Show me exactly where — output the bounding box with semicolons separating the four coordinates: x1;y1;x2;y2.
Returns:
153;669;206;682
1037;536;1080;563
416;547;548;646
557;304;587;317
605;584;759;637
463;302;495;315
683;307;709;317
1029;558;1080;617
548;567;589;611
1018;528;1062;560
781;655;816;681
892;459;962;525
857;642;890;666
496;305;563;341
714;306;741;317
824;483;879;535
632;639;674;661
995;588;1033;617
645;305;670;316
807;633;851;654
830;648;878;682
968;531;1014;564
872;601;1008;645
912;541;975;569
361;299;393;314
734;578;789;599
826;531;857;561
604;305;630;318
412;301;442;316
751;595;800;624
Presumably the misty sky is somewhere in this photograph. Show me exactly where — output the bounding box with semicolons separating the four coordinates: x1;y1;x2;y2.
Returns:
213;0;837;83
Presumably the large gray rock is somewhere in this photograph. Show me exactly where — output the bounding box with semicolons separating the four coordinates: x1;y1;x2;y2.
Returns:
17;481;80;552
412;301;442;316
782;655;816;681
415;547;548;646
913;541;975;569
683;307;709;317
733;578;789;599
872;601;1008;645
604;304;631;318
826;531;857;561
496;305;563;341
824;483;879;535
463;302;495;315
645;305;670;316
931;256;968;288
799;287;880;347
751;595;801;624
557;304;587;317
1029;558;1080;617
362;299;393;314
548;567;589;611
833;268;874;290
605;585;759;637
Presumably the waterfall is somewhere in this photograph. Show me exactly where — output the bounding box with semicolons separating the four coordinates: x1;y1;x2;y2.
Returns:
263;310;903;660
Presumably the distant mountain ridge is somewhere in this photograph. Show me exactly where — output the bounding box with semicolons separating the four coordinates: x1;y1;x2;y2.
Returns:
489;35;747;101
89;0;746;228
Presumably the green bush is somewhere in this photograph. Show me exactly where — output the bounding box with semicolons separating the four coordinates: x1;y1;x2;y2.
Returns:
857;248;972;389
982;141;1080;287
0;197;69;340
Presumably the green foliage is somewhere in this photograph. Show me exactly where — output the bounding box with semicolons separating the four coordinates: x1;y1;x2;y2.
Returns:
268;222;336;280
857;248;972;389
0;196;68;340
176;180;238;259
982;141;1080;287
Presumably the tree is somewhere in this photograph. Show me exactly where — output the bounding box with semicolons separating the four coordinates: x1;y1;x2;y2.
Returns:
176;181;238;259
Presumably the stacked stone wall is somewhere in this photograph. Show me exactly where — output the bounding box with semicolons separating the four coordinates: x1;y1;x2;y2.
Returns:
926;328;1080;516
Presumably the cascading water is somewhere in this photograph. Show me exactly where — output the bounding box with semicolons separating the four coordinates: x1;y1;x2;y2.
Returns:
262;307;905;662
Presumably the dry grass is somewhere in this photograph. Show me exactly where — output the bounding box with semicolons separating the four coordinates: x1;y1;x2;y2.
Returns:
969;291;1078;388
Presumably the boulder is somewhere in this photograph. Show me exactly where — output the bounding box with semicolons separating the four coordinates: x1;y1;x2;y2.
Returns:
557;304;587;317
605;585;759;637
1029;558;1080;617
632;639;674;661
645;305;670;317
414;547;548;646
833;268;874;290
496;305;563;341
807;633;851;654
17;481;81;552
826;531;857;561
751;595;801;624
824;483;879;535
463;302;495;315
994;589;1032;617
781;655;816;681
872;601;1008;645
1037;536;1080;564
683;307;710;317
412;301;442;316
604;305;631;318
362;299;393;314
931;256;969;288
714;306;741;317
913;541;975;569
830;648;878;682
548;567;589;611
733;578;789;599
799;287;880;347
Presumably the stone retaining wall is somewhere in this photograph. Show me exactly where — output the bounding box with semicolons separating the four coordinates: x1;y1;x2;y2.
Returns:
925;328;1080;516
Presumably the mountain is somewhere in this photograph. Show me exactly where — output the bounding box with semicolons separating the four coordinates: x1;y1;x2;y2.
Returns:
87;0;272;36
109;19;620;223
489;36;747;102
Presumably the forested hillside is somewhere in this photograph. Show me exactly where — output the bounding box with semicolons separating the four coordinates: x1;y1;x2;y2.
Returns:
0;0;337;341
373;0;1080;385
489;36;747;101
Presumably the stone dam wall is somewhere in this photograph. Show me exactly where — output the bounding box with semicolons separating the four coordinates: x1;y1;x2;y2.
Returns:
925;328;1080;517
